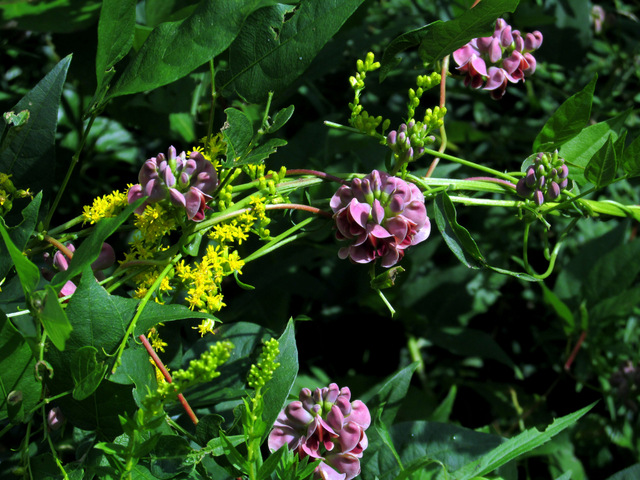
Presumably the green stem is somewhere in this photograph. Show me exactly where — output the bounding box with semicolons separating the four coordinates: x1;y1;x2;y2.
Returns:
207;59;216;145
111;254;182;373
45;112;98;229
243;216;316;263
421;147;518;182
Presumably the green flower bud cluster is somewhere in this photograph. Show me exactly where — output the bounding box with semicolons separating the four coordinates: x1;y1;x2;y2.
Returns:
155;340;234;400
0;172;32;217
268;166;287;184
217;184;235;211
348;52;391;139
247;338;280;391
423;106;447;131
407;72;442;119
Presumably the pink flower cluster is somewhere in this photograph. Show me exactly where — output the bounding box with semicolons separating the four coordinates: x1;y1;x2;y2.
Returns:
330;170;430;267
268;384;370;480
452;18;543;99
128;146;218;221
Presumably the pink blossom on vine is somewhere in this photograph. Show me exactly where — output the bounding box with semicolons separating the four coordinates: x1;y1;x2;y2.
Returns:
330;170;430;267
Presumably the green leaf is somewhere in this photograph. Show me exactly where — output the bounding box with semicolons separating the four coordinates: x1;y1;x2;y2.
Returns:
418;0;519;65
261;318;299;441
541;284;575;335
533;75;597;152
95;0;136;92
0;0;101;33
622;134;640;177
0;311;41;423
237;138;288;167
584;135;618;187
135;301;219;336
222;107;253;164
3;110;30;127
0;218;40;296
606;464;640;480
267;105;295;134
109;1;275;98
257;446;286;480
149;435;196;479
227;0;365;103
559;109;629;185
39;284;73;351
434;192;485;269
51;198;143;289
361;362;418;427
430;385;457;423
0;192;41;282
0;55;71;200
453;402;596;480
71;346;108;400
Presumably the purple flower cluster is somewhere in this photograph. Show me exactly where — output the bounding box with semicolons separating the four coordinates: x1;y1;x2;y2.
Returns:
386;120;435;164
128;146;218;222
453;18;543;99
516;151;569;206
268;384;371;480
330;170;430;268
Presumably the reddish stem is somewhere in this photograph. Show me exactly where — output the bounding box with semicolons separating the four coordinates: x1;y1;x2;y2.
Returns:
44;235;74;260
564;330;587;372
284;169;347;184
139;334;199;425
265;203;332;218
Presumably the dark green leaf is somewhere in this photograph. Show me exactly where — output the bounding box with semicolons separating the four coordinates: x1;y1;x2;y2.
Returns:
434;192;485;268
95;0;136;91
0;0;101;33
257;446;285;480
622;134;640;177
267;105;295;134
534;75;597;152
584;135;618;187
0;192;41;282
149;435;196;479
222;108;253;164
429;385;457;423
40;284;73;351
51;198;143;289
0;55;71;200
560;109;629;185
419;0;519;64
109;1;276;98
541;284;575;335
453;402;596;480
0;311;41;423
606;464;640;480
361;363;417;427
71;346;108;400
228;0;365;103
195;414;224;446
261;318;298;441
0;218;40;296
234;138;288;168
379;22;440;81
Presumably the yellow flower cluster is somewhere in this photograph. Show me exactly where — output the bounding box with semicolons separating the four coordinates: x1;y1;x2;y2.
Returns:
81;188;129;224
175;244;244;313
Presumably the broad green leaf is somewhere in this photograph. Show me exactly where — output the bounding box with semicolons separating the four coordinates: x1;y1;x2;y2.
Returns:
559;109;629;185
582;238;640;307
108;343;155;407
95;0;136;91
0;218;40;296
0;192;41;282
237;138;288;167
0;311;41;423
419;0;519;65
380;0;519;80
622;134;640;177
51;198;143;289
109;1;277;98
227;0;365;103
541;284;575;335
434;192;485;268
0;0;101;33
261;318;299;441
149;435;196;479
584;135;618;187
606;464;640;480
589;284;640;322
267;105;295;134
361;362;418;427
0;55;71;200
554;473;572;480
222;107;253;164
134;302;219;336
534;75;597;152
71;346;108;400
145;0;200;28
453;402;596;480
39;284;73;351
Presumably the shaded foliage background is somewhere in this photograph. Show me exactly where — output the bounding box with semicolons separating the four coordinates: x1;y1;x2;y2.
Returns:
1;0;640;478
